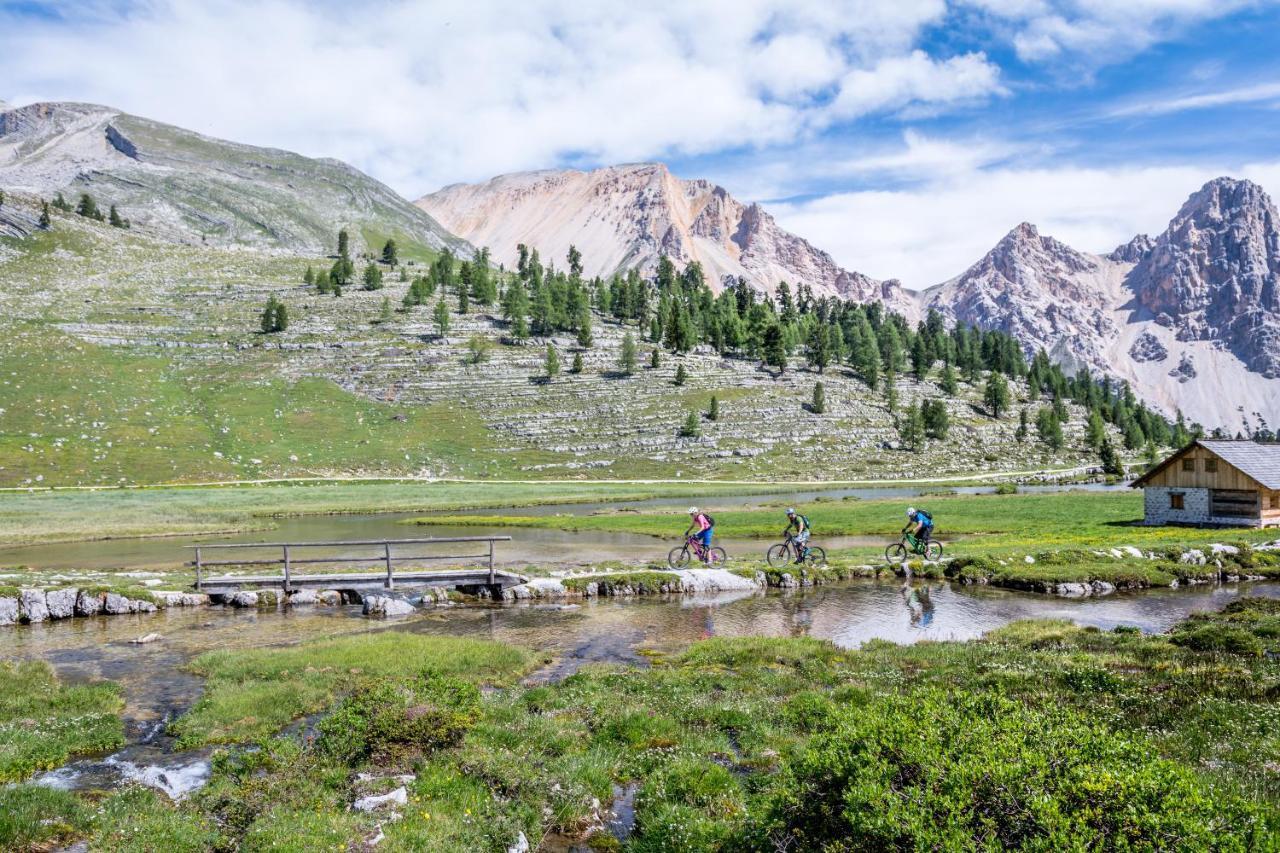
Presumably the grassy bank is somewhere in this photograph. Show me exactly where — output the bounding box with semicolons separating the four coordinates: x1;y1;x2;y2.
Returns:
0;479;789;548
8;602;1275;851
420;490;1280;558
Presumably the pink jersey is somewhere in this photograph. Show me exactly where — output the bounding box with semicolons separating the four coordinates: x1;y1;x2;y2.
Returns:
693;513;711;531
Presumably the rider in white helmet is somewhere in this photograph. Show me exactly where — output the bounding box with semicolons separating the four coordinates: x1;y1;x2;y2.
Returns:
904;506;934;545
783;507;810;563
684;506;714;562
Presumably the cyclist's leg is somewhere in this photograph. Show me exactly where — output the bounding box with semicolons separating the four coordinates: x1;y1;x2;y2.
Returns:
699;528;713;562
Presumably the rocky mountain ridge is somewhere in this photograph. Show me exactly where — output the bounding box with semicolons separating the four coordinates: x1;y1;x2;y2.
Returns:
0;101;468;256
417;163;915;314
923;177;1280;433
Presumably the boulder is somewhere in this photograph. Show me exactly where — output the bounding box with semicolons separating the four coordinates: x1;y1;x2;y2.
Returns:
416;586;452;605
363;595;416;618
354;787;407;812
131;633;164;644
286;588;317;605
777;572;799;589
154;591;209;608
1210;543;1240;555
1023;555;1036;564
1120;546;1145;559
1055;582;1090;597
130;598;157;614
19;589;49;623
228;591;259;608
0;596;17;626
507;832;530;853
315;590;343;606
1090;580;1116;595
104;593;133;615
45;588;78;619
1179;549;1207;566
76;590;105;616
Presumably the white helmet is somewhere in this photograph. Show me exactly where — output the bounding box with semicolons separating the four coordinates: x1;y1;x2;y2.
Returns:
786;507;796;515
688;507;699;515
907;507;917;518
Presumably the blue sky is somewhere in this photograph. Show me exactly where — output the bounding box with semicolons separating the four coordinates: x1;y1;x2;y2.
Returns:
2;0;1279;285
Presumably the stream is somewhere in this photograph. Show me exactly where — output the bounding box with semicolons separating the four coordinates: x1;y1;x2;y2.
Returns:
7;575;1277;799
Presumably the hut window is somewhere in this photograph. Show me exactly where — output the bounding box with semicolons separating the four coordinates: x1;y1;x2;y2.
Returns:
1169;493;1185;510
1204;458;1218;473
1181;458;1196;472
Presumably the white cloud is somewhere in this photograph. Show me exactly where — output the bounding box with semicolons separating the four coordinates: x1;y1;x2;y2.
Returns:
0;0;995;196
770;161;1280;289
1109;80;1280;116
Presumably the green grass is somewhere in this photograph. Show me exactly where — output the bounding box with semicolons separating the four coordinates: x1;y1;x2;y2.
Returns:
0;660;125;782
0;478;784;548
419;490;1279;558
0;784;90;850
170;633;539;747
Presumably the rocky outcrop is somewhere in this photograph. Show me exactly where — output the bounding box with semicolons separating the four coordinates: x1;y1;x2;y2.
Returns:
417;164;913;311
1128;331;1167;363
0;596;17;626
1128;177;1280;379
45;588;78;619
19;589;49;623
362;595;416;617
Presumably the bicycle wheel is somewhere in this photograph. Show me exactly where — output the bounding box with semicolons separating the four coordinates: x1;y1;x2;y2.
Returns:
668;546;692;569
885;542;908;564
806;546;827;566
924;542;943;561
766;543;792;568
706;547;727;567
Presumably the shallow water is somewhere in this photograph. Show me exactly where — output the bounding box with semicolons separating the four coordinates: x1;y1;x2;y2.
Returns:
0;483;1118;572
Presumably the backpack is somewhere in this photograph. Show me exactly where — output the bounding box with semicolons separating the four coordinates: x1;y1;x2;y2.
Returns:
703;513;716;528
799;514;811;532
915;509;933;525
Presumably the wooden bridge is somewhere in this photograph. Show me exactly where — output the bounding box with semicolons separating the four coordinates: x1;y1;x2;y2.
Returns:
188;536;526;596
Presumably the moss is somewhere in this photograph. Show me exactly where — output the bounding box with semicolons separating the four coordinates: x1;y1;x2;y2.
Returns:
560;571;679;594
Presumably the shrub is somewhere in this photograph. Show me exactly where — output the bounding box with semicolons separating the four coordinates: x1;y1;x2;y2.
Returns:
1171;622;1265;657
748;690;1270;851
318;670;480;764
994;482;1018;495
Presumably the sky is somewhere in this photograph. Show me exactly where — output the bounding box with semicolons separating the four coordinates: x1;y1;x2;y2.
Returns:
2;0;1280;288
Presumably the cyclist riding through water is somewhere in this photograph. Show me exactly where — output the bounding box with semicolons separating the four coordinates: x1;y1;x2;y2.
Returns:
904;506;934;545
685;507;714;563
783;508;810;564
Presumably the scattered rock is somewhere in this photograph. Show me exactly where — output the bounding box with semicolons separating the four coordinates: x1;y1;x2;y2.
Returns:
315;590;343;606
507;832;530;853
19;589;49;623
1120;546;1144;559
154;591;209;607
286;588;317;605
1024;555;1036;564
132;633;164;644
0;596;17;626
1090;580;1116;595
103;593;131;615
354;787;408;812
363;595;416;617
45;587;78;619
228;591;259;608
1209;543;1240;555
1179;549;1207;566
1054;583;1090;597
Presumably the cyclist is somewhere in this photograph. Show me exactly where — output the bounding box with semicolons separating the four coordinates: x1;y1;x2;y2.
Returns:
783;508;811;563
684;507;714;563
903;506;934;547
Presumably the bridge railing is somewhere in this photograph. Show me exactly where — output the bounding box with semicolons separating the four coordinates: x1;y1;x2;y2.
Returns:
187;536;512;592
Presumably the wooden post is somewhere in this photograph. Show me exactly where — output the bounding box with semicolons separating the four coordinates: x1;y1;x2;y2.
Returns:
385;542;394;589
283;544;292;594
488;538;495;585
195;547;203;591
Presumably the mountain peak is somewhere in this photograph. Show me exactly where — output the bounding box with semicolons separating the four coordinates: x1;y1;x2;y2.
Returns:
417;164;912;310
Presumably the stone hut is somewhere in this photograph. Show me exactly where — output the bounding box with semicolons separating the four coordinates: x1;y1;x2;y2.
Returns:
1132;439;1280;527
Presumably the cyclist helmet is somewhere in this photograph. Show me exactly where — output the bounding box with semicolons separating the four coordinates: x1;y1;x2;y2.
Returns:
688;507;699;515
786;507;796;516
906;507;917;519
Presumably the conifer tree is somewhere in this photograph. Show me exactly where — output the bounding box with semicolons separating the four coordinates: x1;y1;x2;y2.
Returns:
576;304;593;348
467;334;491;365
458;280;469;313
260;296;288;333
811;381;826;414
884;368;898;413
0;189;5;207
503;277;530;341
1100;438;1125;476
337;229;350;259
1086;409;1106;450
108;204;129;228
1036;407;1064;450
899;401;925;450
619;332;638;376
922;399;950;440
381;239;398;266
544;342;560;380
983;372;1010;419
674;364;687;386
806;323;830;373
39;202;51;229
910;334;930;380
362;263;384;291
650;348;661;369
378;297;393;324
763;323;787;373
939;362;958;395
433;299;450;338
76;193;103;220
52;192;70;212
570;352;584;374
707;395;719;422
679;410;701;438
1015;409;1029;442
303;266;315;286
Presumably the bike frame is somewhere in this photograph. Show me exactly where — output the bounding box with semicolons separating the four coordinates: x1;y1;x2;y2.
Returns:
685;535;708;558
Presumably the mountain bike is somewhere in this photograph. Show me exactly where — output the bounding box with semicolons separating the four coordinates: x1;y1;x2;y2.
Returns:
885;531;943;563
669;536;727;569
766;533;827;568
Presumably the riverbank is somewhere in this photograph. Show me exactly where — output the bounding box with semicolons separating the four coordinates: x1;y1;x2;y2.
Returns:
4;599;1276;850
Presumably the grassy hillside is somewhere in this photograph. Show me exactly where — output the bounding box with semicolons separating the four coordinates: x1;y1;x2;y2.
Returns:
0;197;1135;487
